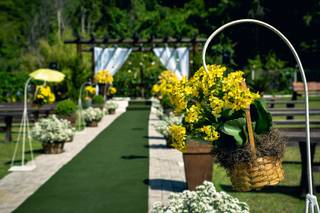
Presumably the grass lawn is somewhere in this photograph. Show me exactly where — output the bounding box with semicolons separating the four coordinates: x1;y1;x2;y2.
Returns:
213;146;320;213
0;124;42;179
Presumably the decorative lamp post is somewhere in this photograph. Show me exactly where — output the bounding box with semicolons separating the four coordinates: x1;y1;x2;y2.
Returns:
9;69;65;172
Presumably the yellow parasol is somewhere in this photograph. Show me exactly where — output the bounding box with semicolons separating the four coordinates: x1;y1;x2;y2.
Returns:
29;68;65;82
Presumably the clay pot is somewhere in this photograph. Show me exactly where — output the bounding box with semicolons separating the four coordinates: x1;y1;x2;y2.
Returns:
183;141;213;191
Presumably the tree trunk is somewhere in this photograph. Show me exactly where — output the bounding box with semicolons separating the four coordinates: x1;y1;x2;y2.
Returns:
57;9;62;40
81;7;86;34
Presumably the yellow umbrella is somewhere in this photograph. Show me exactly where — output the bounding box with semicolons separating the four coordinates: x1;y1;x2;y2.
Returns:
29;68;65;82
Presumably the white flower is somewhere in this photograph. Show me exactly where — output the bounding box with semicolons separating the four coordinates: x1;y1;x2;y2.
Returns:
83;107;104;123
31;115;75;143
104;101;119;110
154;114;182;137
151;181;249;213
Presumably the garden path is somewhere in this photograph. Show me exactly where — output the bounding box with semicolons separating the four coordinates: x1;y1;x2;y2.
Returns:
148;101;186;212
0;99;128;213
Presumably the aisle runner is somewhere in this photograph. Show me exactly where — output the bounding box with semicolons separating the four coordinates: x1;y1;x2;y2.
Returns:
14;102;150;213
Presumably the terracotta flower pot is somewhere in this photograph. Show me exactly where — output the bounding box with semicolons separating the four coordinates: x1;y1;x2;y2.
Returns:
87;121;98;127
42;142;65;154
108;108;116;114
183;141;214;191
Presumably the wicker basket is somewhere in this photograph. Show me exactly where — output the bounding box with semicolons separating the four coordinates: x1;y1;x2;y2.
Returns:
228;156;284;191
227;82;285;191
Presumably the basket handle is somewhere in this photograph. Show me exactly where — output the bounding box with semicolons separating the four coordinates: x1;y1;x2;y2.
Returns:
241;81;256;158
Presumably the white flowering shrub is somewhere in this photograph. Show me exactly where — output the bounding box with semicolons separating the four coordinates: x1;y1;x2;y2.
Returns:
83;107;104;123
31;115;75;143
151;181;249;213
155;114;182;137
104;101;119;110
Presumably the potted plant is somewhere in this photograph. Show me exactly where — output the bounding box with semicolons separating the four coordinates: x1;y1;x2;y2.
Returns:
83;107;104;127
154;114;182;148
151;70;179;115
31;115;74;154
167;64;285;191
94;69;113;100
151;181;249;213
92;95;105;109
83;85;96;108
104;101;118;114
32;85;55;116
107;86;117;99
54;99;77;126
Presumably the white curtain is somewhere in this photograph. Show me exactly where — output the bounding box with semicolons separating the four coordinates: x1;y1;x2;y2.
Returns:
94;47;132;76
153;47;189;79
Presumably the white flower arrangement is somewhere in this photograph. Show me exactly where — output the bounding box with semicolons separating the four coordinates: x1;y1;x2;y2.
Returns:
152;100;164;118
104;101;119;110
151;181;249;213
155;114;182;137
31;115;75;143
83;107;104;123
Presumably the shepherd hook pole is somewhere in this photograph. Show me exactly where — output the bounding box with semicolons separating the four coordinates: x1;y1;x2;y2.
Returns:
202;19;319;213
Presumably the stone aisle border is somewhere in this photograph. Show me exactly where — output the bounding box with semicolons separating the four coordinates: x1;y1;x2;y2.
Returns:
0;99;128;213
148;102;186;212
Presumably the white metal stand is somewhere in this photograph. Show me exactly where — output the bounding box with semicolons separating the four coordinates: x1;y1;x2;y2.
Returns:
202;19;319;213
76;82;92;131
9;77;36;171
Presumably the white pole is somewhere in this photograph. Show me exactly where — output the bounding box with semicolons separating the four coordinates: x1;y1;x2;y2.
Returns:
77;82;91;131
10;77;33;170
202;19;318;212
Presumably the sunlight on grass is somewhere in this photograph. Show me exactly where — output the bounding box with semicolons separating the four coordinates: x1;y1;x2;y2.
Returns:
0;124;42;179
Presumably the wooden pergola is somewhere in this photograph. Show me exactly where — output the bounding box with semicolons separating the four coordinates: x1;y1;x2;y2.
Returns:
64;35;207;97
64;35;207;70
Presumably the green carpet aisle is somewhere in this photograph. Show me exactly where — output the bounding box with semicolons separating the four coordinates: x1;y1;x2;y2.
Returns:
14;101;150;213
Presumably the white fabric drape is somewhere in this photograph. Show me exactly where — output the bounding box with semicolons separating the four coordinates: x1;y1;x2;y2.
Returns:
153;47;189;79
94;47;132;75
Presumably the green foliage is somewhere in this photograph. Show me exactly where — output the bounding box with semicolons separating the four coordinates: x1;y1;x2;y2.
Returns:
21;39;91;100
92;95;104;106
221;118;248;146
250;99;272;134
1;0;320;102
55;99;77;117
113;52;163;98
245;52;296;94
0;72;28;102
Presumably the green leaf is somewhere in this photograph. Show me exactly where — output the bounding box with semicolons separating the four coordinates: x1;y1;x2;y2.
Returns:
251;99;272;134
221;118;248;146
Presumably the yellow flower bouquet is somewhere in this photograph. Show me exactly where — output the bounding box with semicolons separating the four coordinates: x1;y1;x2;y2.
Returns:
94;70;113;84
85;85;96;97
152;70;179;111
167;64;286;191
168;64;260;151
33;85;55;107
108;86;117;95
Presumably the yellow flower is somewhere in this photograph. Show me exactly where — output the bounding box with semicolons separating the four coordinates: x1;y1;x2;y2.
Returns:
94;70;113;84
108;86;117;95
168;124;186;152
152;70;180;108
85;86;96;96
222;71;260;111
34;85;55;105
209;95;224;118
185;104;201;124
198;125;219;142
152;84;160;94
